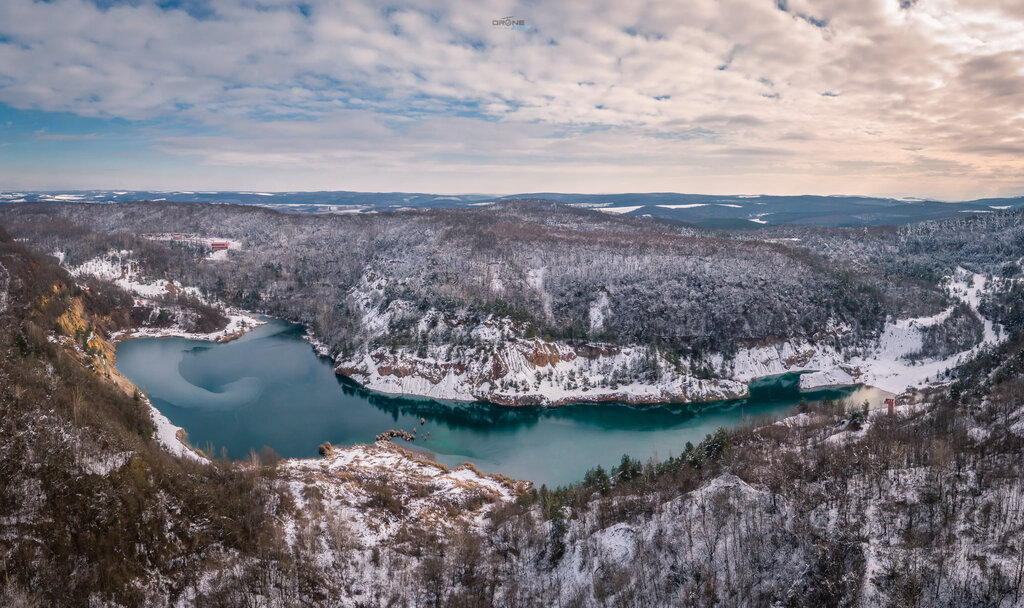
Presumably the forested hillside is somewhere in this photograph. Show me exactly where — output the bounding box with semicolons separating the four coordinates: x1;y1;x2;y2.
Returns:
6;201;1022;405
1;200;929;353
4;221;1024;606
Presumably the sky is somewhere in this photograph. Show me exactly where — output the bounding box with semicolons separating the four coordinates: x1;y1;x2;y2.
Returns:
0;0;1022;199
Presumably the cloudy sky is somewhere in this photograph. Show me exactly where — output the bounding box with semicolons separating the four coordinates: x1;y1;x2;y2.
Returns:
0;0;1022;198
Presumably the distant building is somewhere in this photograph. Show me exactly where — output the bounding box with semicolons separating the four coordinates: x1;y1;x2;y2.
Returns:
885;398;896;415
211;241;229;251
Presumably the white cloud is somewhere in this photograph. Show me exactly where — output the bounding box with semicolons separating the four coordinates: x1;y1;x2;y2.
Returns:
0;0;1022;197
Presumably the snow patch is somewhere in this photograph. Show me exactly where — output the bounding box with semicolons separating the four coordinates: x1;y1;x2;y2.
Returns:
80;451;132;476
147;397;205;462
0;262;9;313
597;205;644;214
526;267;553;320
589;291;610;332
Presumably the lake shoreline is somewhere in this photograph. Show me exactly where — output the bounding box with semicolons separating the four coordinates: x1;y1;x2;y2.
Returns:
117;311;893;411
110;309;266;345
332;367;878;409
115;320;884;486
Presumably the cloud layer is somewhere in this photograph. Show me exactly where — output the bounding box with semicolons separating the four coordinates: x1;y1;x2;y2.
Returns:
0;0;1022;197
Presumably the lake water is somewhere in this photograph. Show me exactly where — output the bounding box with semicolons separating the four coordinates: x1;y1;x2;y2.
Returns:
115;319;887;487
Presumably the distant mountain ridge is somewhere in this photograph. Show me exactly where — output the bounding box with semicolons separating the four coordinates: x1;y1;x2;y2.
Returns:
2;190;1022;228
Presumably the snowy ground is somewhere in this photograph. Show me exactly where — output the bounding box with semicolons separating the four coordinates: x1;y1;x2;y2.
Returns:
112;311;265;343
338;339;749;406
280;442;526;547
67;252;266;342
304;330;332;357
145;395;205;461
798;268;1005;393
337;272;752;405
337;267;1009;407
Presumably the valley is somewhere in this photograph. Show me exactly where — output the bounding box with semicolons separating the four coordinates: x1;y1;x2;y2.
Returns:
5;0;1024;603
3;200;1012;411
3;201;1024;606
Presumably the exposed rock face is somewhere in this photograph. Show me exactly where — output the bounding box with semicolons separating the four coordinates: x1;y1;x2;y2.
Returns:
49;287;137;396
335;337;750;406
370;351;468;383
784;348;816;368
525;341;575;367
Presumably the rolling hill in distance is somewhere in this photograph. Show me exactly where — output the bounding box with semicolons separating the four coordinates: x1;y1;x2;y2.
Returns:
3;190;1023;228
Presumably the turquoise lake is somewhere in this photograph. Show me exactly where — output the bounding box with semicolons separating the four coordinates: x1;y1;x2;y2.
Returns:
115;318;885;487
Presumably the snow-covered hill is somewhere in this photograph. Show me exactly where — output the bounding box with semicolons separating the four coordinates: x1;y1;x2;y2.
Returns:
332;266;1006;405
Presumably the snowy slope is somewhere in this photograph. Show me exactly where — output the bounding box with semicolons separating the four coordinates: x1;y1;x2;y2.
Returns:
335;268;1008;405
799;268;1004;393
68;252;265;342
